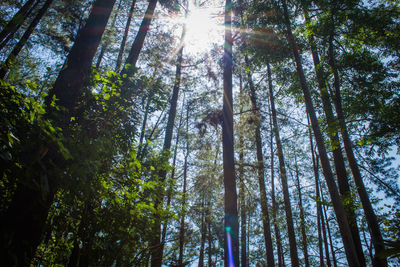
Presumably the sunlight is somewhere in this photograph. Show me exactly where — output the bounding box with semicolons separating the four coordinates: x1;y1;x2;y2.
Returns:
183;2;224;55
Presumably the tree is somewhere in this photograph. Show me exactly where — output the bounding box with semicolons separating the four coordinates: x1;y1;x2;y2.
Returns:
0;0;116;264
222;0;239;264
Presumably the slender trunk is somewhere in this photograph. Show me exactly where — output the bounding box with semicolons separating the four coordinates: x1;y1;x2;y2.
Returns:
267;62;299;267
150;22;186;267
115;0;137;71
327;20;387;267
160;96;185;253
0;0;53;79
246;58;274;267
199;198;206;267
269;101;284;267
95;44;106;69
238;72;247;267
0;1;116;265
279;0;360;265
320;185;338;267
121;0;158;77
317;157;332;267
302;8;367;266
308;116;324;266
294;153;310;267
222;0;239;265
95;0;123;69
178;105;190;266
0;0;40;53
0;0;37;49
139;94;153;149
208;220;213;267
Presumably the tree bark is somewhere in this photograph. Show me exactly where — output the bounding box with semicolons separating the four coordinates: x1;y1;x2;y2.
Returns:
178;104;190;266
294;153;310;267
160;96;185;255
0;0;53;79
95;0;123;69
238;72;247;267
0;0;37;51
121;0;158;77
0;1;116;265
267;62;299;267
279;0;360;265
268;100;284;267
308;116;325;267
246;58;274;267
302;8;367;266
327;18;387;267
199;198;206;267
150;21;186;267
115;0;137;72
222;0;239;265
320;184;338;267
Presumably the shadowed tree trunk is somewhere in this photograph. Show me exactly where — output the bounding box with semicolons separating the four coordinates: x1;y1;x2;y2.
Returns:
316;155;332;267
121;0;158;77
246;58;274;267
320;183;338;267
268;98;284;267
0;0;53;79
178;104;190;266
95;0;124;69
0;0;38;51
208;220;213;267
222;0;239;265
279;0;360;265
327;14;387;266
308;118;324;267
267;62;299;267
115;0;137;71
150;18;186;267
160;95;185;255
302;7;367;266
199;197;206;267
0;1;116;265
294;153;310;267
238;72;247;267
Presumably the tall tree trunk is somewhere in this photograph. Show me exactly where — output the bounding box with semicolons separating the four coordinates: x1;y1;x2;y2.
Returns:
268;100;284;267
199;198;206;267
95;0;123;69
238;72;247;267
208;220;213;267
178;104;190;266
327;18;387;267
222;0;239;265
267;62;299;267
308;116;324;267
316;156;332;267
246;59;274;267
121;0;158;77
150;21;186;267
278;0;360;265
302;8;367;266
320;184;338;267
115;0;137;71
0;1;116;265
0;0;53;79
0;0;37;51
160;95;185;254
294;153;310;267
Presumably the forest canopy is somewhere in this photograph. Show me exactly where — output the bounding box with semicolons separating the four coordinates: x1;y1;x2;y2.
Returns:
0;0;399;266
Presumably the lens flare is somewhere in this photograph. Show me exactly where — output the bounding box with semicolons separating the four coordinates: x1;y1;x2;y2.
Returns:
226;226;235;267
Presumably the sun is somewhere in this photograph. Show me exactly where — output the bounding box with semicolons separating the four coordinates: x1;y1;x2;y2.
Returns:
182;1;224;55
